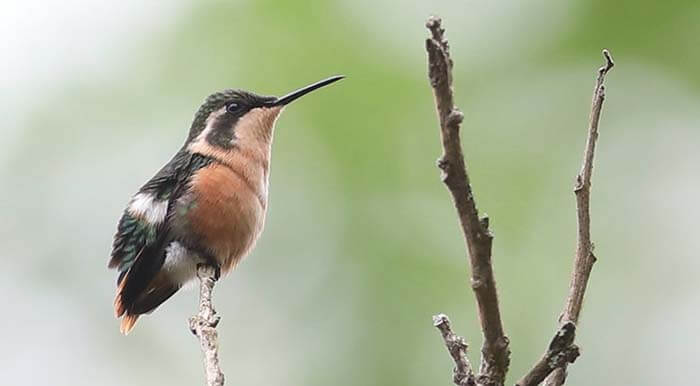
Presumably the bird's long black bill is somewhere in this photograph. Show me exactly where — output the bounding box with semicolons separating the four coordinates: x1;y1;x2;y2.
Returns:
269;75;344;106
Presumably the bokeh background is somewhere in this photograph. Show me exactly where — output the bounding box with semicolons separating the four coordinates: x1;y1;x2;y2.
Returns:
2;1;699;385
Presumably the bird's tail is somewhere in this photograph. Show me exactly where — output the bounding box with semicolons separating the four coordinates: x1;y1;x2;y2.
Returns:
119;313;140;334
115;270;179;335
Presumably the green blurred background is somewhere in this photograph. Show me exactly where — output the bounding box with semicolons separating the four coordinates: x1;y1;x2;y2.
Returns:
2;0;699;385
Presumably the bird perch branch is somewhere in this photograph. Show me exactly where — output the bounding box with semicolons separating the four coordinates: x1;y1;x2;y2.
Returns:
425;16;510;386
189;264;225;386
542;49;614;386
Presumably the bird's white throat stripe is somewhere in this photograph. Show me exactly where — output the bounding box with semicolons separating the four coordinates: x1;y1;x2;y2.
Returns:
128;193;168;224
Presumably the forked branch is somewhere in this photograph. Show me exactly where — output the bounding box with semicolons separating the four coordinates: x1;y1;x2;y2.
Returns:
424;15;614;386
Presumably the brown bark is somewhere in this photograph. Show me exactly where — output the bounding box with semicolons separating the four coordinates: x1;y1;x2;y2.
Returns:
433;314;477;386
543;49;614;386
514;323;580;386
425;16;510;386
424;16;614;386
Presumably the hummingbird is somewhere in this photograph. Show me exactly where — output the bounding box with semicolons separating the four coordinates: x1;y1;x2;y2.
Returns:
108;75;343;334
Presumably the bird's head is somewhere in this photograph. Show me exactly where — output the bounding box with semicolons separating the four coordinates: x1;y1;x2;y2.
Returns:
187;75;343;149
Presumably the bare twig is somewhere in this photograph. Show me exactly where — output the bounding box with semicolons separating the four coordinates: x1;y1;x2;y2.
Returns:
515;322;580;386
189;264;225;386
433;314;477;386
425;16;510;386
543;49;614;386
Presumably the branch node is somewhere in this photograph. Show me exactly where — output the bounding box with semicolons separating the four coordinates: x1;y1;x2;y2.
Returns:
600;49;614;74
598;84;606;99
479;215;489;230
447;110;465;127
549;322;576;351
437;158;451;182
574;174;584;192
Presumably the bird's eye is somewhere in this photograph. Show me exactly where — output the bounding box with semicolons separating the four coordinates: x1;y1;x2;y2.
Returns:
226;102;241;114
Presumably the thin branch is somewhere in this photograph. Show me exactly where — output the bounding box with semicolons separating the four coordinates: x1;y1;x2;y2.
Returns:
425;16;510;386
189;264;225;386
543;49;614;386
515;322;580;386
433;314;477;386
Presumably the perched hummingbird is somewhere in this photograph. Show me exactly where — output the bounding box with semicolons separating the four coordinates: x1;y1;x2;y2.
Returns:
109;76;343;334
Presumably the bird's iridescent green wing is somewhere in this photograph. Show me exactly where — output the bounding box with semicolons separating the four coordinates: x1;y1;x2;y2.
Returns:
108;150;212;276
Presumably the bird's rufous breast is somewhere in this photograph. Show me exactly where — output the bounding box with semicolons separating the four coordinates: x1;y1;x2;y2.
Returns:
187;163;266;273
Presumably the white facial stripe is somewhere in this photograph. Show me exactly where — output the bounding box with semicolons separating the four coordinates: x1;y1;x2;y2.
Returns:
195;106;227;143
128;193;168;224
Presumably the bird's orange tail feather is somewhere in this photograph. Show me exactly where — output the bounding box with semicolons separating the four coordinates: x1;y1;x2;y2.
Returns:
119;314;140;335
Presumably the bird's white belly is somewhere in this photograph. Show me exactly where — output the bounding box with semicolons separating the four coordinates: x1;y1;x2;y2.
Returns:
162;241;205;287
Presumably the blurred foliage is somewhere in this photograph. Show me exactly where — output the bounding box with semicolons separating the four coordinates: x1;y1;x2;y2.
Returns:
1;0;699;385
